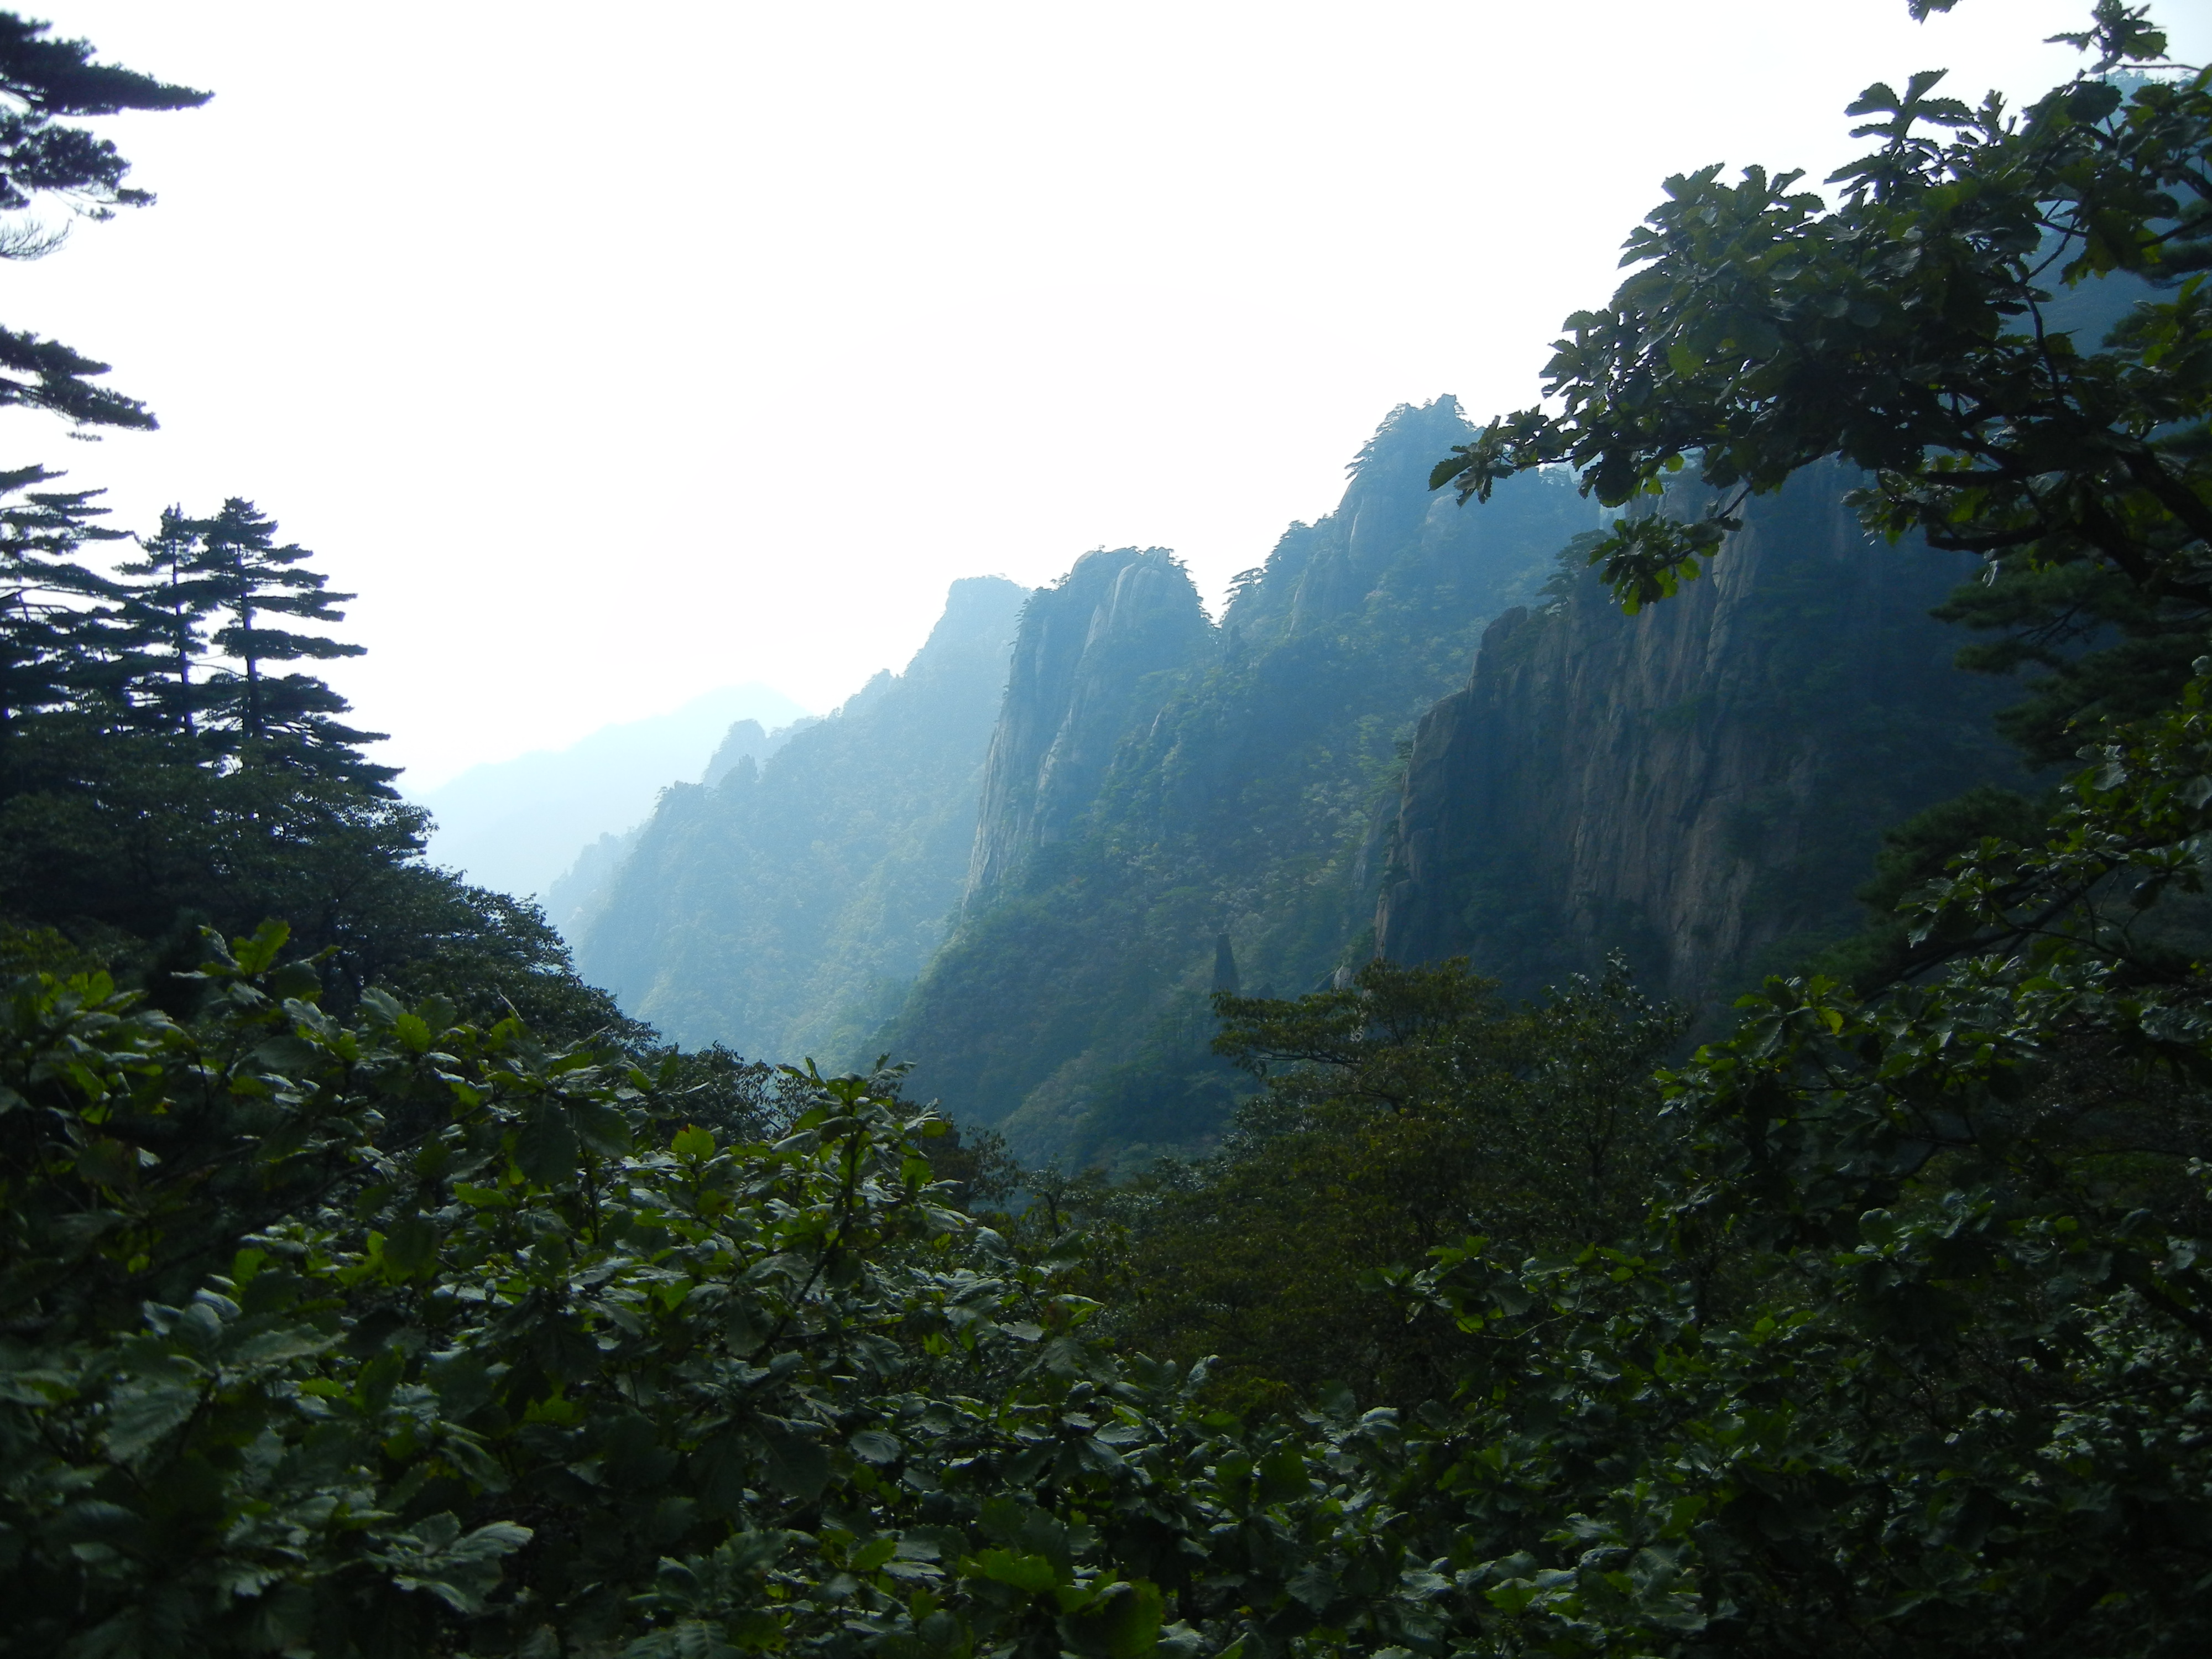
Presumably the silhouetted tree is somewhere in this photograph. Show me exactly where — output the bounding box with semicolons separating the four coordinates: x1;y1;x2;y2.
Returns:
0;12;206;431
113;504;221;735
0;462;126;741
190;497;393;785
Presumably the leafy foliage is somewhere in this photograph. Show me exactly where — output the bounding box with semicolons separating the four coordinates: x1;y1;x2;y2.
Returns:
0;465;129;731
1432;20;2207;629
14;5;2212;1656
114;497;391;780
0;484;627;1041
0;12;563;1036
1063;959;1683;1412
19;680;2212;1651
0;928;1031;1653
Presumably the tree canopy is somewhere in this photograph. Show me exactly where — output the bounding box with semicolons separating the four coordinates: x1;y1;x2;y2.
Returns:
1432;1;2207;622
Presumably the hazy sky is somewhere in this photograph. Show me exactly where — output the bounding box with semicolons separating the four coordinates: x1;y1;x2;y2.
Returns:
7;1;2200;789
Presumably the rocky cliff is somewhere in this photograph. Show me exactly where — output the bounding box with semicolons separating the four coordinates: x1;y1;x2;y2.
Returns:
575;576;1029;1057
966;549;1213;900
1375;461;2033;1008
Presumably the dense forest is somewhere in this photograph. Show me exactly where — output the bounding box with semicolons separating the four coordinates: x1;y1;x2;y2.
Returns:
8;4;2212;1656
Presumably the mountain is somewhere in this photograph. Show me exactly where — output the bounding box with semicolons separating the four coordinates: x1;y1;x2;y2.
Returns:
574;577;1030;1058
541;826;646;948
410;683;810;898
704;715;821;789
880;398;1597;1167
555;401;2040;1178
874;405;2036;1172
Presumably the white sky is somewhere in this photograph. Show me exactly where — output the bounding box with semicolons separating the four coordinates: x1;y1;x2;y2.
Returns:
6;0;2199;789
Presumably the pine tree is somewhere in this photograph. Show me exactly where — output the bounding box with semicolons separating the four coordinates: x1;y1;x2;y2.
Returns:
114;504;222;736
0;13;207;431
0;463;128;743
188;498;394;786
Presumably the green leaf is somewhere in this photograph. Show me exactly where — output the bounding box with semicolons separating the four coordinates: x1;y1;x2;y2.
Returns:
758;1418;830;1500
973;1548;1059;1594
230;919;292;974
101;1374;201;1464
851;1536;898;1572
1255;1444;1308;1505
517;1104;580;1187
572;1099;632;1158
380;1515;534;1615
225;1321;338;1368
382;1213;441;1281
1059;1579;1163;1659
850;1427;903;1464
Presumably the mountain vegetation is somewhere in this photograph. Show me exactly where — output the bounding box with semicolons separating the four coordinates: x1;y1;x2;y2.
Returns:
8;4;2212;1657
878;420;2042;1168
540;716;821;948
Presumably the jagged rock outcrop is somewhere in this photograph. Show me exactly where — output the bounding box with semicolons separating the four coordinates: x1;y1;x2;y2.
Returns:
576;576;1029;1056
701;714;816;789
965;548;1214;900
1375;462;2033;1008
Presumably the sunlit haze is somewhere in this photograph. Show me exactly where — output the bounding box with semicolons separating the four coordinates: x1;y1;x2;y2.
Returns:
6;0;2197;788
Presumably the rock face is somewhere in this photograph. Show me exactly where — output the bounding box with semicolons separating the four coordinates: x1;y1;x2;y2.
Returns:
966;549;1213;901
575;576;1029;1056
1374;462;2033;1008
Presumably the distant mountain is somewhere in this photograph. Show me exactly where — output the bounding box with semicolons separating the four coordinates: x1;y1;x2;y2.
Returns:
411;684;810;898
966;547;1214;901
542;826;646;948
576;578;1029;1058
703;715;821;789
541;715;821;946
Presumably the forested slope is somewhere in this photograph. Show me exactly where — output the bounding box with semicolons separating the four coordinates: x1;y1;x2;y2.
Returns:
576;576;1027;1057
411;684;807;899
